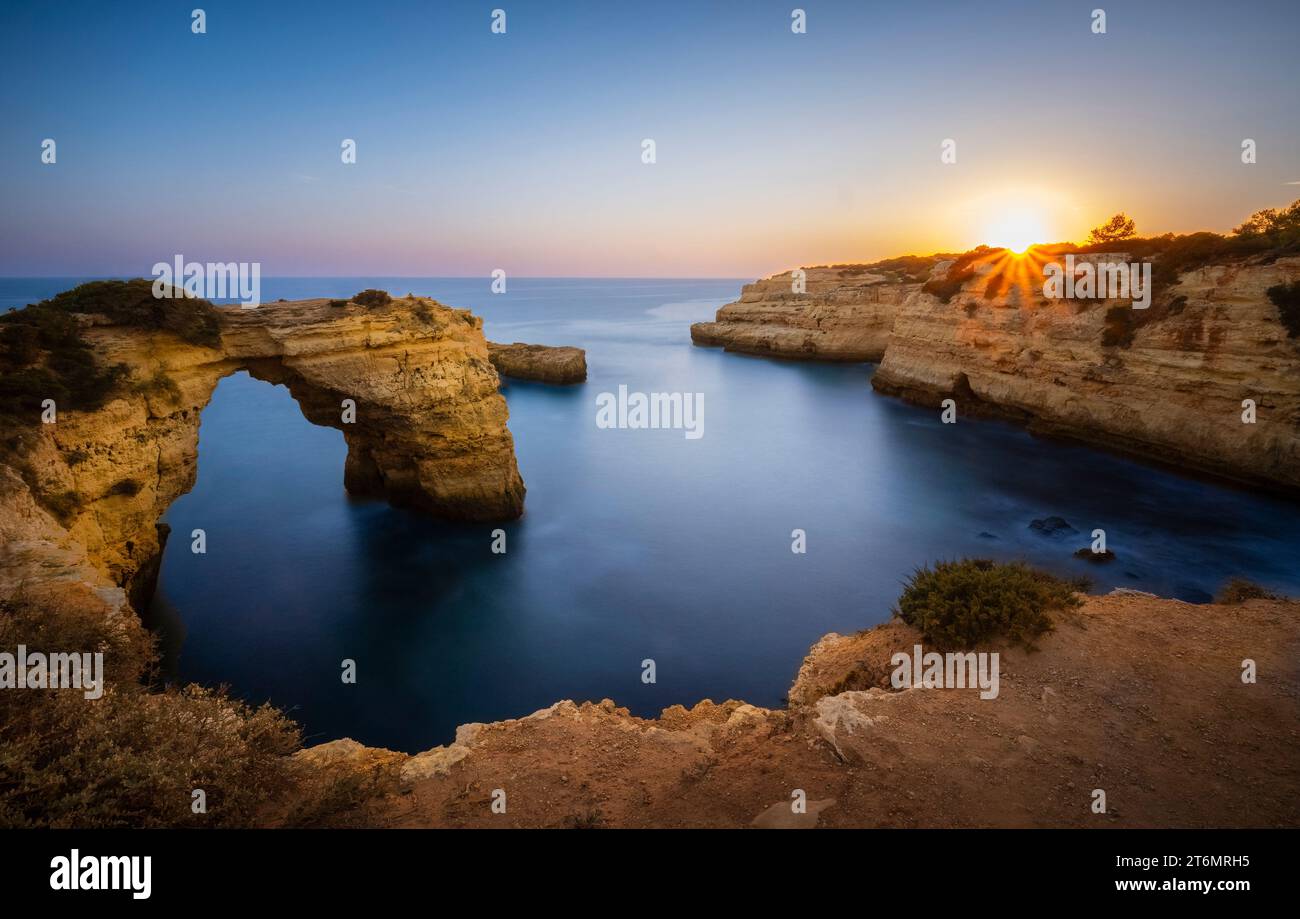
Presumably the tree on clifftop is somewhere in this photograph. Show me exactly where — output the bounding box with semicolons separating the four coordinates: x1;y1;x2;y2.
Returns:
1233;199;1300;240
1087;213;1137;245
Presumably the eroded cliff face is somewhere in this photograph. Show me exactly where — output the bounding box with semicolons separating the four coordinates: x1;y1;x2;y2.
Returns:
693;254;1300;493
872;255;1300;493
690;266;924;361
1;296;524;611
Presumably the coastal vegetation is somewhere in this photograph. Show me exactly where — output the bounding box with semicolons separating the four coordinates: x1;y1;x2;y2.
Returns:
1215;578;1280;604
0;596;300;828
0;280;219;421
351;289;392;308
1267;280;1300;337
894;559;1085;649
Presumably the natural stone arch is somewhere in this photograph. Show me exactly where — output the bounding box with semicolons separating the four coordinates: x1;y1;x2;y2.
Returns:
3;297;524;614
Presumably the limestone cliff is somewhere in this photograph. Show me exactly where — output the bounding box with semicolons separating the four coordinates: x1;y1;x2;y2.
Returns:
690;263;932;361
1;294;524;610
694;253;1300;493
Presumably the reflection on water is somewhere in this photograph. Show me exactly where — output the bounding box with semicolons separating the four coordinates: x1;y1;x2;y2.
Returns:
137;278;1300;751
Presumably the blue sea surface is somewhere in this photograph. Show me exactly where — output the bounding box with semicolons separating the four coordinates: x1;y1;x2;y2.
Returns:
4;277;1299;751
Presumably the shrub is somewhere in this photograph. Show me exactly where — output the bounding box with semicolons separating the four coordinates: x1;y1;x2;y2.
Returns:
351;289;392;308
1266;281;1300;337
0;597;301;828
1102;306;1135;348
0;282;194;420
328;299;349;308
1;324;40;366
923;263;976;303
921;247;1005;304
894;559;1084;649
1215;578;1279;604
25;279;221;348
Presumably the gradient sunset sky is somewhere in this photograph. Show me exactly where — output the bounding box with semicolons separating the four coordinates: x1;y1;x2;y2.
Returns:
2;0;1297;278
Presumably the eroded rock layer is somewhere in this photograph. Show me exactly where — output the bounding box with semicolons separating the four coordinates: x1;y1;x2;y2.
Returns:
694;254;1300;493
690;265;929;361
1;296;524;608
872;255;1300;492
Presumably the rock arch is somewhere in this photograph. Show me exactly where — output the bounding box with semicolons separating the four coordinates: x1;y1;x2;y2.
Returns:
1;297;524;615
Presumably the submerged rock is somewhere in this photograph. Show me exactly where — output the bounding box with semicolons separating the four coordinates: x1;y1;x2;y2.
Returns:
1074;547;1117;563
1029;516;1078;537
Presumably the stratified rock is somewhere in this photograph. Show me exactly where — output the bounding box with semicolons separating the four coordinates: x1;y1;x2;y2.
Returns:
696;253;1300;493
691;263;937;361
487;342;587;384
1;293;524;609
871;254;1300;493
400;743;471;783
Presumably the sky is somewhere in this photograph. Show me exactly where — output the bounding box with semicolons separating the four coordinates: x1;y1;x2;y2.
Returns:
1;0;1297;278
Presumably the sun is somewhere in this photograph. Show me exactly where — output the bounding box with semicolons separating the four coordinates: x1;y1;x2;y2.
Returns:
984;209;1049;254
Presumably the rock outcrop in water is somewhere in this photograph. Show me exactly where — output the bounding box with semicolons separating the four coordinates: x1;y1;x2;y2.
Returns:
694;252;1300;493
0;293;524;610
487;342;587;384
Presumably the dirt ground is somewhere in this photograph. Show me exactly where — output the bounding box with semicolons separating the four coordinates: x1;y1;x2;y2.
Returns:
286;592;1300;828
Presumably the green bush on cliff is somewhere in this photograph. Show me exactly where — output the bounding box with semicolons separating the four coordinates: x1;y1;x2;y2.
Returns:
0;315;126;415
1215;578;1279;604
921;247;1004;304
0;597;301;828
922;263;976;303
30;279;221;348
351;289;392;308
1266;281;1300;337
0;278;224;421
894;559;1084;649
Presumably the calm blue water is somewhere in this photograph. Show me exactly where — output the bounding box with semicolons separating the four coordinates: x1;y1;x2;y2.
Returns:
5;277;1300;751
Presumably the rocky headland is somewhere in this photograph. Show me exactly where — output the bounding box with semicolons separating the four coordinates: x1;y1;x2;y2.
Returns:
292;589;1300;828
690;263;925;361
693;248;1300;493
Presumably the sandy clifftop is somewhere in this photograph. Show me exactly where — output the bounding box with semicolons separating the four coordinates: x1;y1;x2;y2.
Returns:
290;590;1300;828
